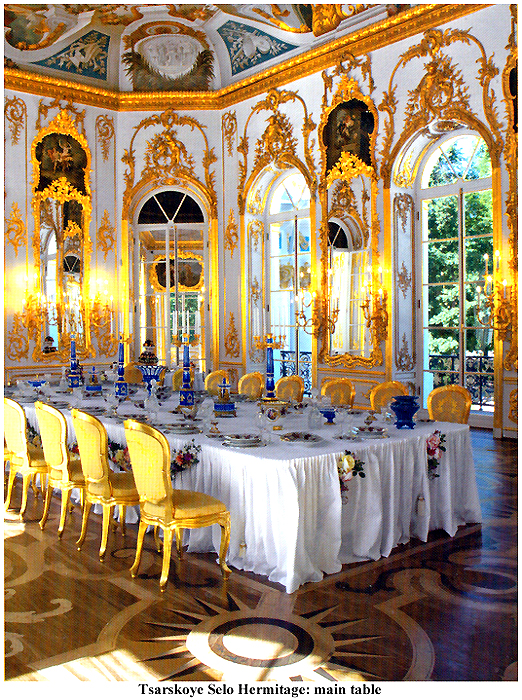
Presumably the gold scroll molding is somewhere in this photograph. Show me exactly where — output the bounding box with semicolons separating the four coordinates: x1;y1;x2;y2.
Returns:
121;109;217;220
95;115;115;161
224;312;240;358
5;96;27;144
394;193;416;372
222;111;237;157
4;6;488;111
5;203;26;256
238;87;316;214
379;26;504;187
508;388;518;424
224;209;238;256
97;210;116;262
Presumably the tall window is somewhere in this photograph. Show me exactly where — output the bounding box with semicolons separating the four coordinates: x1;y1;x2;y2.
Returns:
136;190;206;371
419;133;494;414
267;172;312;391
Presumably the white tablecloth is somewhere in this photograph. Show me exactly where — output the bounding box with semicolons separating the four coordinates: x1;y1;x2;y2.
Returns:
20;393;482;593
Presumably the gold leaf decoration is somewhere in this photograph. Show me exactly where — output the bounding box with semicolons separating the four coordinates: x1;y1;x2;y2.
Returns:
95;115;114;161
508;388;518;424
396;332;415;371
224;209;238;256
97;210;116;261
224;312;240;358
4;96;27;144
248;219;264;251
5;203;25;256
222;111;237;156
397;262;412;299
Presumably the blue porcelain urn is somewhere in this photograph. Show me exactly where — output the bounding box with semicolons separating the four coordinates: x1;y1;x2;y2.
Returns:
390;395;420;429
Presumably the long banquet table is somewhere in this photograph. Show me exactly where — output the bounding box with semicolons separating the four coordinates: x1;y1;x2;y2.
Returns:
18;390;482;594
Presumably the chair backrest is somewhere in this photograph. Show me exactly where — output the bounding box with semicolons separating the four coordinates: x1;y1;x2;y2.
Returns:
172;367;194;391
124;363;143;384
205;370;229;396
370;380;408;412
275;375;304;402
427;385;472;423
71;409;112;499
321;378;355;407
4;397;29;460
34;401;72;481
124;420;173;521
238;372;264;400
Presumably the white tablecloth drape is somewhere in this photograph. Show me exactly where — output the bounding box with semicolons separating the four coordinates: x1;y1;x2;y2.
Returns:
20;394;482;593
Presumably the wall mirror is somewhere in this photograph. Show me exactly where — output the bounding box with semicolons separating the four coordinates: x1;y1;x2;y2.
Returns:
319;82;384;368
31;111;93;362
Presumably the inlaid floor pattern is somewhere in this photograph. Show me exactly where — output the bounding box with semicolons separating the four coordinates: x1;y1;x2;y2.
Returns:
4;428;517;682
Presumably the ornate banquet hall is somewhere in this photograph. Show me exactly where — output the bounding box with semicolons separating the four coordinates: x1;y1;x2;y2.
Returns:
4;3;517;685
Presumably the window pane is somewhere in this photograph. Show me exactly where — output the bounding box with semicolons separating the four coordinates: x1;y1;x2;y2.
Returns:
424;195;458;240
465;371;494;410
426;328;460;359
464;190;493;237
426;150;458;186
426;238;459;282
464;236;493;283
464;328;494;358
427;284;460;327
465;139;492;180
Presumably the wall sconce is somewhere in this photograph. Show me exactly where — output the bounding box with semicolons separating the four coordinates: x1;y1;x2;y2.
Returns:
295;289;339;337
360;284;389;344
476;278;513;340
88;278;117;355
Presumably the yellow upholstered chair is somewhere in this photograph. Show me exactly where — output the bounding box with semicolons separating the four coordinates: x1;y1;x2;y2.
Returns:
238;372;264;400
427;385;472;424
275;375;305;403
370;380;408;412
321;378;356;407
4;398;48;516
124;363;143;384
172;367;195;391
71;409;140;560
205;370;229;396
34;401;86;536
124;419;231;591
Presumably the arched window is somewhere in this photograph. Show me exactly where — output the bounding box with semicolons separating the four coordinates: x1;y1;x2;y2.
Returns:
266;172;312;390
418;133;494;416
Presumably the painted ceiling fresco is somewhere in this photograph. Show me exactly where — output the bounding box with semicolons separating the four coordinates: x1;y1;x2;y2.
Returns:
4;4;412;91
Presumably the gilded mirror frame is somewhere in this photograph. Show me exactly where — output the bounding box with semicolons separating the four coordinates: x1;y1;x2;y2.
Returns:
149;251;204;292
318;77;383;368
31;110;93;362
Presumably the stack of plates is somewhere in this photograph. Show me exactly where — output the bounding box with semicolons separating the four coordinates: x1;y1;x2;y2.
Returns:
356;426;388;439
222;433;263;448
280;432;322;444
49;400;70;410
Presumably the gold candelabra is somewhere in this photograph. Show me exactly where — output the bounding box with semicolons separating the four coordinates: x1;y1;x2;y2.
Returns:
253;332;286;350
172;332;200;348
361;286;388;344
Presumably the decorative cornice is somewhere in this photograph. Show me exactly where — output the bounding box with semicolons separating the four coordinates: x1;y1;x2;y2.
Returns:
4;5;490;112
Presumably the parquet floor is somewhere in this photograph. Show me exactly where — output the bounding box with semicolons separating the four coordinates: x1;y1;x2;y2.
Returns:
4;429;517;683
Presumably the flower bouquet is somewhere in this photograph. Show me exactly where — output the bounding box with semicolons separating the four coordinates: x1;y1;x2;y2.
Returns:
171;440;201;476
426;430;446;479
337;450;365;502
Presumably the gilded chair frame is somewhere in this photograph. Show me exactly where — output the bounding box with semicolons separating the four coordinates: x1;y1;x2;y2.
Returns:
275;375;305;403
369;380;408;412
124;419;231;591
34;401;85;536
320;378;356;407
238;371;264;400
427;385;472;424
4;397;48;517
71;409;140;560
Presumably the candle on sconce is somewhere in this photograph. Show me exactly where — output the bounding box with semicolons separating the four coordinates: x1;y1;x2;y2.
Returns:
483;253;489;277
476;285;481;307
378;267;383;285
378;287;383;303
494;250;501;272
486;275;493;295
502;279;507;298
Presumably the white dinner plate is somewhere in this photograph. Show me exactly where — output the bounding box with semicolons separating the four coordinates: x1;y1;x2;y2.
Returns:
222;439;267;449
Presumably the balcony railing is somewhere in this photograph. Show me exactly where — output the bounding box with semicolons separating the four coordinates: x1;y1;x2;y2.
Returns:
428;353;494;409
